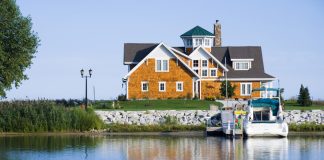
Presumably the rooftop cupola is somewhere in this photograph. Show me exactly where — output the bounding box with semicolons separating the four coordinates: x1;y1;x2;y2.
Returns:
180;25;214;53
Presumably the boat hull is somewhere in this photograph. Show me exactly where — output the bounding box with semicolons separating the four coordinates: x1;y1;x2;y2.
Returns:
244;122;288;137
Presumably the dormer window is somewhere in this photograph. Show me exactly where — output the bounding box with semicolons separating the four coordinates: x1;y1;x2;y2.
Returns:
232;59;253;70
234;62;249;70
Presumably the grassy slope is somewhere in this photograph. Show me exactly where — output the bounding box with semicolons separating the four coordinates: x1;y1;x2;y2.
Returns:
284;105;324;110
94;100;222;111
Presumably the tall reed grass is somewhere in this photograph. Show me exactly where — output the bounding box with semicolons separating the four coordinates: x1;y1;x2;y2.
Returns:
0;100;104;132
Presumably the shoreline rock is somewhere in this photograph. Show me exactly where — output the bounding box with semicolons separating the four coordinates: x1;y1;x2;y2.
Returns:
96;110;323;126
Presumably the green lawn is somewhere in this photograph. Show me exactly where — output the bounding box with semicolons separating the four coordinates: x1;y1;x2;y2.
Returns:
93;100;222;111
284;105;324;110
283;100;324;110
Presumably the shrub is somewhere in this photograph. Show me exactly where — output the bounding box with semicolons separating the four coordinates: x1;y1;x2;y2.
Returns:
219;81;236;98
289;122;324;132
205;96;216;101
163;116;178;125
117;94;127;101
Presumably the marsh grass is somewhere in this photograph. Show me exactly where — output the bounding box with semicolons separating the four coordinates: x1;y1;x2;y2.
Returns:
289;122;324;132
0;100;104;132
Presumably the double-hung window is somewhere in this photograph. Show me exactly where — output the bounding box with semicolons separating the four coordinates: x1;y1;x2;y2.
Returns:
210;68;217;77
205;39;210;46
156;59;169;72
201;59;208;77
176;82;183;92
141;81;148;92
241;83;252;96
159;82;166;92
202;69;208;77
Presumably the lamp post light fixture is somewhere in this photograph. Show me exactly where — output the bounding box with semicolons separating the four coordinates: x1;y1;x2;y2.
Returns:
80;68;92;110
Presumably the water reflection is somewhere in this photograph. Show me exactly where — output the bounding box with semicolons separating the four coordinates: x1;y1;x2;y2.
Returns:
0;135;323;160
100;136;289;160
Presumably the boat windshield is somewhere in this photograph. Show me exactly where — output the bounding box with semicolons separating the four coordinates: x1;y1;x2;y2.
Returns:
253;110;270;121
251;98;279;116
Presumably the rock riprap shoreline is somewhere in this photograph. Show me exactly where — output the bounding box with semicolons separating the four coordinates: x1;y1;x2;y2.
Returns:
95;110;323;125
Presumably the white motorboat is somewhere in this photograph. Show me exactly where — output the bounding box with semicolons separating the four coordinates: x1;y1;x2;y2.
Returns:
244;87;288;137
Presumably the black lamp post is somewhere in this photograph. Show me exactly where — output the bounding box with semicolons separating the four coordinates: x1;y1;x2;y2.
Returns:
80;68;92;110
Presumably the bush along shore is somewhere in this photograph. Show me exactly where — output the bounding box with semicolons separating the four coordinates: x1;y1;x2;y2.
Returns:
0;100;104;132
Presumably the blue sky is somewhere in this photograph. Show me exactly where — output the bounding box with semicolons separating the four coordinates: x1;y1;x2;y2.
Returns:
6;0;324;100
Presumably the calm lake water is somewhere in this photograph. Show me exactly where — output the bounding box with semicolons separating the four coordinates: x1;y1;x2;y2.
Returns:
0;134;323;160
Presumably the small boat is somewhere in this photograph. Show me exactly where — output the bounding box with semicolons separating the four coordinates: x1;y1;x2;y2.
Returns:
244;87;288;137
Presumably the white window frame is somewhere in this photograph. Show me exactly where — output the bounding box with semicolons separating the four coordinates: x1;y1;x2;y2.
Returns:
159;82;166;92
240;83;252;96
202;60;208;68
176;81;183;92
141;81;148;92
210;68;217;77
233;61;252;70
205;39;210;46
201;69;208;77
156;59;169;72
193;60;199;68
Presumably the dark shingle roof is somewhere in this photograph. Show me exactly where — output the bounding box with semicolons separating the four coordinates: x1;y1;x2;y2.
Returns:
210;46;274;79
124;43;275;79
124;43;158;63
180;26;214;37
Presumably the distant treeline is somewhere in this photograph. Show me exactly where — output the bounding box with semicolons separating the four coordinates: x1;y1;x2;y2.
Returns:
0;100;104;132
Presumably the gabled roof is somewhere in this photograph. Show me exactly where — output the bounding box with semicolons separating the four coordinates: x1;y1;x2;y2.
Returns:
180;26;214;37
190;46;228;72
123;43;199;79
124;44;275;80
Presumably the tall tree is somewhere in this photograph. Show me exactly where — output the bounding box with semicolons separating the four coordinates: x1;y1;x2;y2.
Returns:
0;0;40;97
297;84;312;106
297;84;305;105
219;81;236;98
304;87;312;106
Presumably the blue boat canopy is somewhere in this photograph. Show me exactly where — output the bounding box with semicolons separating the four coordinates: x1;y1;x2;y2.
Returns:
251;98;279;116
252;87;280;92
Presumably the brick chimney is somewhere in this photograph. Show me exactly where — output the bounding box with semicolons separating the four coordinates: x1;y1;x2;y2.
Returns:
214;20;222;47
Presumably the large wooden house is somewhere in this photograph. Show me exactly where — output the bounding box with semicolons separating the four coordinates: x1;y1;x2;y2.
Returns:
122;21;275;100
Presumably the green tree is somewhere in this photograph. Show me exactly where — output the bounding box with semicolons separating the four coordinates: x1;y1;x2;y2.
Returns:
219;81;236;98
297;84;312;106
0;0;40;97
